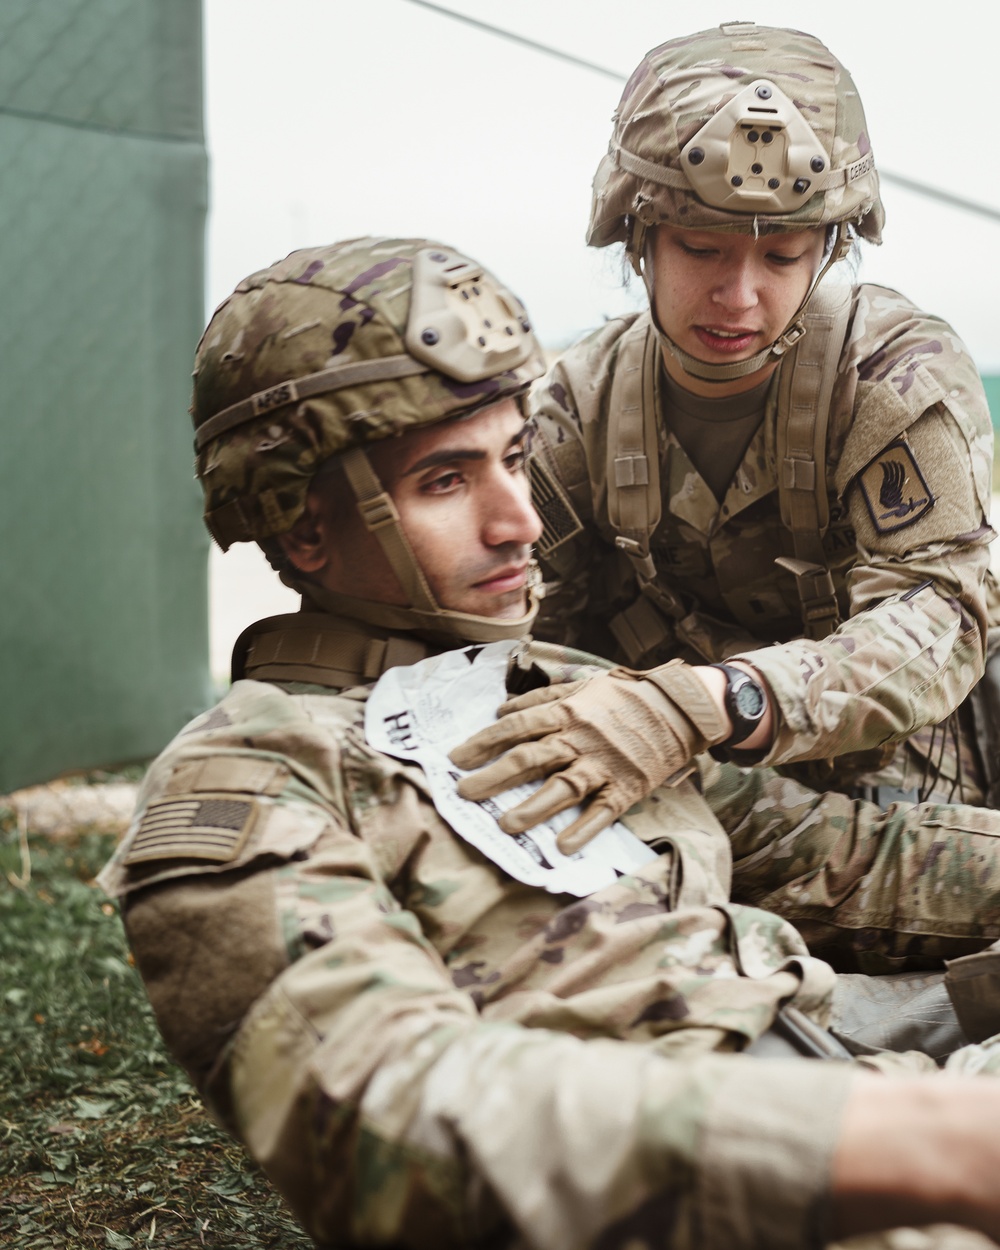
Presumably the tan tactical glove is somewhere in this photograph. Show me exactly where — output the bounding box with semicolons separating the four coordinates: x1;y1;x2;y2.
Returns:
450;659;729;853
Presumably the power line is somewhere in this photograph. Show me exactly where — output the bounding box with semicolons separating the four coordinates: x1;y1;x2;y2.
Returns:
401;0;1000;226
401;0;625;81
877;171;1000;225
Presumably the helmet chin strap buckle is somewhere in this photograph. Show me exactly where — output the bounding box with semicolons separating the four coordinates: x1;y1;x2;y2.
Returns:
625;215;647;275
770;320;807;359
356;491;400;532
526;558;545;597
663;313;810;383
832;230;854;264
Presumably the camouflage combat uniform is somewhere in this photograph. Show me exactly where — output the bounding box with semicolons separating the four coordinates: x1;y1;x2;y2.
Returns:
99;633;1000;1250
530;286;997;803
107;228;1000;1249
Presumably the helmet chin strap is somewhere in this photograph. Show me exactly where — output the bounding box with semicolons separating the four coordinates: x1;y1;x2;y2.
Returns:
288;446;540;646
638;221;851;385
286;577;541;647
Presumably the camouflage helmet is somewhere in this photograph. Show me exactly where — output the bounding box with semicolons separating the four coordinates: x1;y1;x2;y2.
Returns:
193;237;545;551
589;21;884;256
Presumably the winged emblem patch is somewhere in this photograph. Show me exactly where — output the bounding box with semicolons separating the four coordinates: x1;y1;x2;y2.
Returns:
857;440;934;534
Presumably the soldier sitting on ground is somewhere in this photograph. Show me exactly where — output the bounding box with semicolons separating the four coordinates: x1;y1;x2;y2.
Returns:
101;237;1000;1250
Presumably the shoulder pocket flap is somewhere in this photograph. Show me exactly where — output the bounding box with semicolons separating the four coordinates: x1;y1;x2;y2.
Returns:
835;365;945;495
166;754;289;797
541;433;589;495
917;808;1000;839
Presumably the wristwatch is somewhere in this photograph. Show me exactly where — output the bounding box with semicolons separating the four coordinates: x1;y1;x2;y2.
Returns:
710;663;768;747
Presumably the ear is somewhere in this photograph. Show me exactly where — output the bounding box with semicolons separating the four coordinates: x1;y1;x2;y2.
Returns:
276;494;330;575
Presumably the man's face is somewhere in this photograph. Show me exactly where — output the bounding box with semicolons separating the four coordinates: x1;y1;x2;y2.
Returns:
650;223;826;397
295;399;542;619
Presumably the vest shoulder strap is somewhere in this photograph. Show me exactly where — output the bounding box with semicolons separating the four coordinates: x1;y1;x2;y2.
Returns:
231;613;431;688
605;316;690;660
774;282;854;638
603;288;856;657
606;313;663;581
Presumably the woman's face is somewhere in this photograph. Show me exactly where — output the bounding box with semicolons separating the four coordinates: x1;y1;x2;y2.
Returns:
649;223;827;397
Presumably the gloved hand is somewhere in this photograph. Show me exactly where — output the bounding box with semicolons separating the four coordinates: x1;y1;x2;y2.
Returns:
450;659;729;853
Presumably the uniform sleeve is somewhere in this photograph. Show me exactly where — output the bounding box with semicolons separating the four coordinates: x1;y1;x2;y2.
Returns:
747;541;990;767
110;724;854;1250
743;317;996;767
209;806;853;1250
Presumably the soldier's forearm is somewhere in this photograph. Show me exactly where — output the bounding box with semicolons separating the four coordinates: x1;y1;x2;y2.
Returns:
847;538;992;659
830;1074;1000;1242
226;989;853;1250
740;578;984;766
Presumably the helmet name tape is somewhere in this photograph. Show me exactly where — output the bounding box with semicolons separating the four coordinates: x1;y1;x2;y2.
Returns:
847;154;875;184
253;381;297;416
194;355;428;452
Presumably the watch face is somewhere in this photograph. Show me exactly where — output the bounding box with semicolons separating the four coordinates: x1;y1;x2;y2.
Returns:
733;679;766;721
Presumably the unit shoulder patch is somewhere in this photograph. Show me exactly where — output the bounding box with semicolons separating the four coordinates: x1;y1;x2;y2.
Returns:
124;793;258;865
856;440;934;534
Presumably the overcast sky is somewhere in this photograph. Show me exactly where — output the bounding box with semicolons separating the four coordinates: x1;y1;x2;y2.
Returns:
203;0;1000;369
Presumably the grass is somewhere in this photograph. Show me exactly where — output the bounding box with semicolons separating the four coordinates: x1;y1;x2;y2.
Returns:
0;810;311;1249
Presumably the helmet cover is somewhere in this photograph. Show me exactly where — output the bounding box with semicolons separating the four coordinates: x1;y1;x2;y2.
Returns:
589;21;884;253
192;237;545;550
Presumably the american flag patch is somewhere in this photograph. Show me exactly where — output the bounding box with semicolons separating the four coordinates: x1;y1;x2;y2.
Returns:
124;794;257;865
529;456;582;557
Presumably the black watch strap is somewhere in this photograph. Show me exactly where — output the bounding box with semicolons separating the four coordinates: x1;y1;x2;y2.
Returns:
710;662;768;748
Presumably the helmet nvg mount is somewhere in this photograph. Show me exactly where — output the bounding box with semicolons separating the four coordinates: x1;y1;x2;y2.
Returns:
589;21;885;383
191;237;546;644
